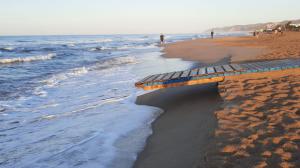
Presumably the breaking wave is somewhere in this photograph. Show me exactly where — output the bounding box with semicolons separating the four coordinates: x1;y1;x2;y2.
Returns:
89;47;103;52
42;67;89;87
0;47;14;52
90;56;138;70
43;56;137;87
0;53;56;64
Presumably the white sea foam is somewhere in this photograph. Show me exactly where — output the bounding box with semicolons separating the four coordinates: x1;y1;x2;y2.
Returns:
0;35;200;168
0;53;56;64
89;47;103;52
94;39;113;43
43;56;137;88
0;105;5;112
43;67;89;87
66;43;75;47
0;47;15;51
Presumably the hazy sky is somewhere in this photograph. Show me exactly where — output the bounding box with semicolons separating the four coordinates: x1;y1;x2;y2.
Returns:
0;0;299;35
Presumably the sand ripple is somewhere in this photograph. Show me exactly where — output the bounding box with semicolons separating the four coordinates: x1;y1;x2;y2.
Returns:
202;69;300;168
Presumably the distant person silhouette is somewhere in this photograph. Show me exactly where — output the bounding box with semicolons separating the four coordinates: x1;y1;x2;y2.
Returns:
160;34;165;44
211;30;214;39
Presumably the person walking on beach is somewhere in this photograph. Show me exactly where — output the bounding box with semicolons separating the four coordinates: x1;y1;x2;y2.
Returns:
211;30;214;39
160;34;165;44
278;27;283;36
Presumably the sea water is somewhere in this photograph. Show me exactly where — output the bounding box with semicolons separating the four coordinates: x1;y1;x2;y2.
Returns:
0;33;246;168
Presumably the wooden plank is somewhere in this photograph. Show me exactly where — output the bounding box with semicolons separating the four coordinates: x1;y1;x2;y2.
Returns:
198;68;206;75
214;66;225;73
139;76;225;90
136;59;300;90
222;65;234;72
155;73;167;81
230;64;243;71
171;71;183;79
250;62;264;70
240;63;255;71
263;61;282;70
140;75;155;83
180;70;191;78
190;68;199;76
255;62;271;70
277;60;293;68
247;63;260;71
144;74;161;83
206;67;216;74
162;72;176;80
268;61;282;69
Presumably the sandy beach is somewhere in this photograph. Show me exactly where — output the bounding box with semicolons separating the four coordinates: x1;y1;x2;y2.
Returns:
163;32;300;63
134;32;300;168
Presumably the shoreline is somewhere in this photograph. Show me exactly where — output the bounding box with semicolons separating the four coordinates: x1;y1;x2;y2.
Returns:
134;32;300;168
133;46;230;168
134;83;222;168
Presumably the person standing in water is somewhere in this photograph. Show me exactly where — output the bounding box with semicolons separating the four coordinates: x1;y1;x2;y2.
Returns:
160;34;165;44
211;30;214;39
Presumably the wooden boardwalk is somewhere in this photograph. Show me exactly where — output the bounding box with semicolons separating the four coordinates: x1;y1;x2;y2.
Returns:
135;59;300;90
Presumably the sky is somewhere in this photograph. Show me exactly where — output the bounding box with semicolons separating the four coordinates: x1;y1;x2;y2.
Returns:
0;0;299;35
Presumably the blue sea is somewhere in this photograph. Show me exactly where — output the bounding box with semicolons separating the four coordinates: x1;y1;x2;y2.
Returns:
0;33;246;168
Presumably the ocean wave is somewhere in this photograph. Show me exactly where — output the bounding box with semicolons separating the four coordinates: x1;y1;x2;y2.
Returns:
62;43;76;47
0;106;5;112
89;47;103;52
0;47;14;52
16;40;34;43
91;56;138;71
89;44;155;53
0;53;56;64
43;67;89;87
42;56;137;87
94;39;113;43
89;46;119;52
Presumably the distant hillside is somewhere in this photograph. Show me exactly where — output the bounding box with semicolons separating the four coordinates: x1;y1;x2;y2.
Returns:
206;19;300;32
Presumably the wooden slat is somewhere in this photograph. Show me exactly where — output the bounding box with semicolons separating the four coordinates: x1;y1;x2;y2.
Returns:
222;65;234;72
206;67;216;74
247;63;260;71
144;74;161;83
230;64;243;71
282;60;296;67
263;61;279;69
250;62;264;70
162;72;176;80
198;68;206;75
190;68;199;76
180;70;191;78
155;73;167;81
239;63;253;71
140;75;155;83
136;59;300;90
214;66;225;73
171;71;183;79
255;62;271;70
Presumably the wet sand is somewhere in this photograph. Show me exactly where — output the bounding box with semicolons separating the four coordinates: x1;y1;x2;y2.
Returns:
134;32;300;168
134;84;222;168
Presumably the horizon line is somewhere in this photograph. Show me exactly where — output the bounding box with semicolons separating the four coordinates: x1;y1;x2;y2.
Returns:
0;32;214;37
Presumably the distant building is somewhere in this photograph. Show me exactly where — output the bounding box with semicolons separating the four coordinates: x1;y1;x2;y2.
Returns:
286;22;300;31
290;24;300;27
